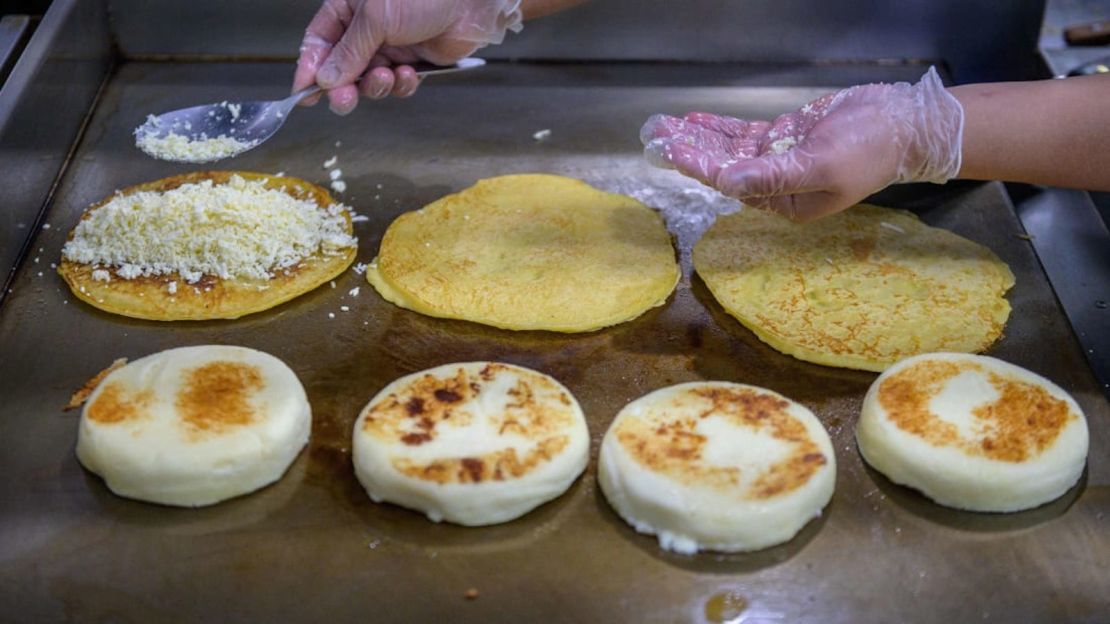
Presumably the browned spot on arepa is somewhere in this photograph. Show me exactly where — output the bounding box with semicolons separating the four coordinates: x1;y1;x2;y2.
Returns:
175;361;264;434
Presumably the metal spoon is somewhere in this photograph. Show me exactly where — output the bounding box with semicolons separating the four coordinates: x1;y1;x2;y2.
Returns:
134;57;487;163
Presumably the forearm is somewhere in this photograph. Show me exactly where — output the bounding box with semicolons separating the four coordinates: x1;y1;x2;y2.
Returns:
952;75;1110;190
521;0;589;20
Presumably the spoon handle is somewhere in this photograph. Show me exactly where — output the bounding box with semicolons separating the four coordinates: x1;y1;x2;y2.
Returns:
285;58;486;106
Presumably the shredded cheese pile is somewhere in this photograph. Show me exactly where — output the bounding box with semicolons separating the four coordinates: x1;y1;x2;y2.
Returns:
62;175;357;283
136;131;258;163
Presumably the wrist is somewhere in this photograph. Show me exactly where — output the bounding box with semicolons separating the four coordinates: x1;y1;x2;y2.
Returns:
897;67;965;185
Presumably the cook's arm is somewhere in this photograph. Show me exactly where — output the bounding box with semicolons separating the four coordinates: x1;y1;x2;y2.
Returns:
641;71;1110;222
954;75;1110;189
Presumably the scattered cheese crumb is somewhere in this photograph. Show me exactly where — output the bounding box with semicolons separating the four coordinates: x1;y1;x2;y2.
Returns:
351;214;369;223
323;156;338;168
533;129;552;141
275;171;285;177
226;102;242;120
91;269;111;282
335;141;342;148
33;257;39;264
340;305;350;312
42;223;51;230
328;312;335;319
880;221;906;234
769;136;798;155
331;180;347;193
375;183;383;190
62;174;356;283
348;286;360;297
167;281;177;294
353;262;368;275
329;169;343;181
330;280;336;289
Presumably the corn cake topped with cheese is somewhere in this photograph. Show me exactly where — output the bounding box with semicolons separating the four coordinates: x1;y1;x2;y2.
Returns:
58;171;357;320
857;352;1088;512
367;174;679;332
353;362;589;526
694;204;1014;371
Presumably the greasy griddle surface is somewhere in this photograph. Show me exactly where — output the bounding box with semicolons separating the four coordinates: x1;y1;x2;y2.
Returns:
0;63;1106;623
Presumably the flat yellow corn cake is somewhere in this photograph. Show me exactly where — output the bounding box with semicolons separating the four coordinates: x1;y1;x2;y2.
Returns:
59;171;357;320
694;205;1014;372
367;174;679;332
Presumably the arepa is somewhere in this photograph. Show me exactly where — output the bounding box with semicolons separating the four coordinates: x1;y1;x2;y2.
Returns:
599;382;835;554
367;174;679;332
857;352;1088;512
694;204;1014;371
59;171;357;320
353;362;589;526
76;345;311;507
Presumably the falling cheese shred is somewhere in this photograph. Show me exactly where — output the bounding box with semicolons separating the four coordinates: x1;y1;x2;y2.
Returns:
62;175;357;284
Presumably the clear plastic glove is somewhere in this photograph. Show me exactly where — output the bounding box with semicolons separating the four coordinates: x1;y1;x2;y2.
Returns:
294;0;523;114
640;68;964;221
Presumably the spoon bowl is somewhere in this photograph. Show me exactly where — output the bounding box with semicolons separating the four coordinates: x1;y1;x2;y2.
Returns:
134;58;486;163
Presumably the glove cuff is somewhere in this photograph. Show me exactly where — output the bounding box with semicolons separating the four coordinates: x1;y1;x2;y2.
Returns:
902;66;965;185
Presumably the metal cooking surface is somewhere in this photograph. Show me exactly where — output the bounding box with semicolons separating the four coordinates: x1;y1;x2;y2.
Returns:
0;62;1107;623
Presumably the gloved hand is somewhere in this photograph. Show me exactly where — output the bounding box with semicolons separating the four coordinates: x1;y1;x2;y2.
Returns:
640;67;964;221
294;0;523;114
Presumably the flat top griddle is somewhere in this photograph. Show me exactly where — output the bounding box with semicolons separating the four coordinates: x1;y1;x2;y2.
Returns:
0;62;1107;623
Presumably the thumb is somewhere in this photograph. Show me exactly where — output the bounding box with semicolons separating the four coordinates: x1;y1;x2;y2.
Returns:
317;5;382;89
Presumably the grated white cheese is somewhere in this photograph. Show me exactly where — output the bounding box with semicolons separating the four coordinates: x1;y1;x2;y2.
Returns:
340;305;349;312
330;169;343;181
880;221;906;234
328;312;335;319
351;214;369;223
348;286;360;297
323;155;338;169
353;262;368;275
769;136;798;155
167;281;177;294
61;174;357;284
42;223;51;230
91;269;111;282
136;130;258;163
533;129;552;141
331;180;347;193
